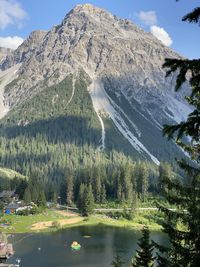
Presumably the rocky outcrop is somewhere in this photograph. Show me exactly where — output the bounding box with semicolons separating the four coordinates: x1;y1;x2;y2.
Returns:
0;4;191;162
0;47;13;63
0;4;186;112
0;30;47;71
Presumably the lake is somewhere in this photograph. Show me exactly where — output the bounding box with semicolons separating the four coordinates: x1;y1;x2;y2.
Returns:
7;226;168;267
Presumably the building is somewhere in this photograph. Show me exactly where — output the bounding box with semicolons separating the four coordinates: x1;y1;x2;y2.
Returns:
4;203;19;214
0;191;15;201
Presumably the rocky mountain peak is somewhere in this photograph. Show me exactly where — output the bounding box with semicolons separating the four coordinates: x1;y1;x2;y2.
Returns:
73;3;105;13
21;30;47;49
0;47;13;63
0;30;47;71
0;3;181;110
0;4;191;164
62;3;118;29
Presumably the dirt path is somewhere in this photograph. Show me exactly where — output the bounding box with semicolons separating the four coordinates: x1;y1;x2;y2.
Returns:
31;217;84;231
54;210;78;217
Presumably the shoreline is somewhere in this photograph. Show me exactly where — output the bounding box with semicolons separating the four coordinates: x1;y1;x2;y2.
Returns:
1;212;162;234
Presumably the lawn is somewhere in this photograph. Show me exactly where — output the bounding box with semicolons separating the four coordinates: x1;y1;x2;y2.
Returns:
80;211;163;231
0;209;163;234
0;210;66;233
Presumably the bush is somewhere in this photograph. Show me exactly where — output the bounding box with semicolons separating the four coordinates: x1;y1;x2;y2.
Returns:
52;221;61;229
16;206;43;216
0;217;11;225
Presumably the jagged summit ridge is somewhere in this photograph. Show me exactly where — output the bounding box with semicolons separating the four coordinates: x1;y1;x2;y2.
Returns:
1;30;47;71
0;47;13;63
73;3;108;13
0;4;191;163
1;2;178;105
64;3;114;19
62;3;144;37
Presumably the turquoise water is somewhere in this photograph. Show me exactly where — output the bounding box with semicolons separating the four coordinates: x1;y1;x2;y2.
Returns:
7;226;168;267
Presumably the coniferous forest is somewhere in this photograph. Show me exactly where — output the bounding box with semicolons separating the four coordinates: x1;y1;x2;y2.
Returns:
0;73;178;205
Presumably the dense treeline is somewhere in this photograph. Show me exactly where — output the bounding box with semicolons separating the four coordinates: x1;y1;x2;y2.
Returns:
0;159;174;207
59;160;174;205
0;73;177;208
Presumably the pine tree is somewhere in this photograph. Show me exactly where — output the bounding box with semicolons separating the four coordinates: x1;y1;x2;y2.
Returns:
158;162;172;196
136;162;149;201
77;183;94;216
132;226;155;267
37;187;46;207
93;171;101;203
23;187;31;204
83;184;95;216
122;164;133;202
111;255;124;267
101;184;106;203
130;190;138;219
66;174;73;206
155;3;200;266
77;183;85;214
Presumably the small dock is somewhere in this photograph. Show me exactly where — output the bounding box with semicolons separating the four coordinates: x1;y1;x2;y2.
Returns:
0;243;14;260
0;264;15;267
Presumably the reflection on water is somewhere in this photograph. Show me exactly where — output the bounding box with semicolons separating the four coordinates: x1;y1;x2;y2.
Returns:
7;226;168;267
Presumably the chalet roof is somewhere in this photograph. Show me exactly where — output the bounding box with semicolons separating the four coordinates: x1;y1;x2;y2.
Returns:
0;191;15;199
5;203;19;210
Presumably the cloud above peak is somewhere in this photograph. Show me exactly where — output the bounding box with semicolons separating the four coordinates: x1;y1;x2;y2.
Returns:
150;25;173;47
138;10;173;47
0;0;27;30
0;36;24;49
138;11;157;26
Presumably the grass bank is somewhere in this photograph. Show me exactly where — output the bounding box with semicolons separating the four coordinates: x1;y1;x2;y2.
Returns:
67;211;163;231
0;210;66;233
0;209;162;233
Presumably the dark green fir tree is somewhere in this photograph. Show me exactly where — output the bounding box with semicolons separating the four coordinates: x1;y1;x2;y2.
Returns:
77;183;94;216
111;255;124;267
82;184;95;216
132;226;155;267
155;2;200;267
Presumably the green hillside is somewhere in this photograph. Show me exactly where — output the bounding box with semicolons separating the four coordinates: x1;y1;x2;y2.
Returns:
0;72;181;204
0;73;139;192
0;167;27;180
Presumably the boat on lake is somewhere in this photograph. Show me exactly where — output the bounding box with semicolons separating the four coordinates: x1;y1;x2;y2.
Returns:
71;241;81;250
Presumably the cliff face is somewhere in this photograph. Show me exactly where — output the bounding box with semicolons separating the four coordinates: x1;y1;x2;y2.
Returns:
0;47;13;63
0;4;191;163
0;4;181;107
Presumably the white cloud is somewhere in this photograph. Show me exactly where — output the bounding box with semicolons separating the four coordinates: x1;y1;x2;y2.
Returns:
138;11;157;26
0;36;24;49
150;25;173;47
0;0;27;30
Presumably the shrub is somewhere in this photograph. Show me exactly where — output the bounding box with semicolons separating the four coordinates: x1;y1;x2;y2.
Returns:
52;221;61;229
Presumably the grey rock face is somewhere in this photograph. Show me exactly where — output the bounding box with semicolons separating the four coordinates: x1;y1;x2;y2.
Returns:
1;4;184;109
0;47;13;63
0;30;47;71
0;4;191;162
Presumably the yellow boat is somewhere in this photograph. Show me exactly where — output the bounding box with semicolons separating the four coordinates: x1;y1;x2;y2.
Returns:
71;241;81;250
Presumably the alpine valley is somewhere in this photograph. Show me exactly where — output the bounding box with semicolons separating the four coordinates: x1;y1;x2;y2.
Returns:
0;4;191;193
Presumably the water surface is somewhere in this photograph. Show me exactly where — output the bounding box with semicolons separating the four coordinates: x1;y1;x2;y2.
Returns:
7;226;168;267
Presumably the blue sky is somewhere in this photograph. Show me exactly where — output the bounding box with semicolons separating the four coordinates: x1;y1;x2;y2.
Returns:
0;0;199;58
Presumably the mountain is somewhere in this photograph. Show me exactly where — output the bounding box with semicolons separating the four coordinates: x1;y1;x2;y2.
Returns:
0;47;12;63
0;4;191;180
0;167;27;180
